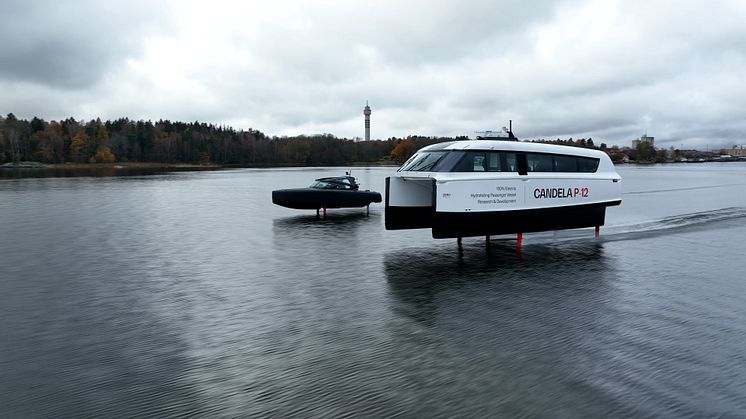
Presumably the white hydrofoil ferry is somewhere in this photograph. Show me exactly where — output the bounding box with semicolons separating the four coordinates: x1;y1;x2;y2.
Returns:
385;130;622;239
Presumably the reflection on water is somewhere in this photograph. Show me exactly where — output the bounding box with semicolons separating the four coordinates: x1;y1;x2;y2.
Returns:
272;211;381;247
273;211;377;230
385;242;609;324
2;165;746;416
377;242;639;417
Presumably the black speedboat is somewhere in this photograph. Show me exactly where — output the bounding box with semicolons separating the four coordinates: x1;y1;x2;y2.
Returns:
272;175;382;210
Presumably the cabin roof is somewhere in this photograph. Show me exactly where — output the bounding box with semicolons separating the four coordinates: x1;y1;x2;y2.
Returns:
420;140;606;159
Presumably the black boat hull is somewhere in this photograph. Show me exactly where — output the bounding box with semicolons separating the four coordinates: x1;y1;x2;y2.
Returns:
385;201;620;238
272;188;382;210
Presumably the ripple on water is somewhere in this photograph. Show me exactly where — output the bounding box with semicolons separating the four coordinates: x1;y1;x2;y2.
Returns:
2;166;746;417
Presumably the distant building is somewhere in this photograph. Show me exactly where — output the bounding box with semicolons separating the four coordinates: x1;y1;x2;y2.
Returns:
721;145;745;158
363;101;371;141
632;134;654;148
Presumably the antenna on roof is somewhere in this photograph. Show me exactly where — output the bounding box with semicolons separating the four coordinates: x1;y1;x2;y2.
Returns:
475;121;517;141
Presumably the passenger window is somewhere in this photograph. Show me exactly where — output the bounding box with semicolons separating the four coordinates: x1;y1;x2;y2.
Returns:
525;153;600;173
488;153;499;171
578;157;600;172
473;155;486;171
450;151;519;172
526;153;553;172
452;153;476;172
501;153;517;172
554;155;577;172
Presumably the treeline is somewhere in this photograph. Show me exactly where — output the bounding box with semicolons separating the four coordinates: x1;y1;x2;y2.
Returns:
529;137;704;163
3;112;648;166
0;113;460;166
530;137;644;163
530;137;606;149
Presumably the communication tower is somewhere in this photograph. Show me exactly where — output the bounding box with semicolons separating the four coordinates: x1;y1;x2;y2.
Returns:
363;101;371;141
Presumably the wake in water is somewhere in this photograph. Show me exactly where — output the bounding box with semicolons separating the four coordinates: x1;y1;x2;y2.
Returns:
528;207;746;244
623;183;746;195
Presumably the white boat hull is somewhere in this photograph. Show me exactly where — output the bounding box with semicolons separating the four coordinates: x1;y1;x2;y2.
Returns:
385;139;622;238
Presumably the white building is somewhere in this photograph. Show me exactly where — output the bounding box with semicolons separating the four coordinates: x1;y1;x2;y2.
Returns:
632;134;655;148
721;145;745;157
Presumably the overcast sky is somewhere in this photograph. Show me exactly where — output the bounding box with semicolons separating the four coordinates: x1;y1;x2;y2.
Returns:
1;0;745;149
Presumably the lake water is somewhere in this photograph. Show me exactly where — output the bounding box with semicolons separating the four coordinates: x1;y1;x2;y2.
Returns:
1;163;746;417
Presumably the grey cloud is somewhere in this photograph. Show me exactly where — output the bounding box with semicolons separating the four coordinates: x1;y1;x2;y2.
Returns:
2;0;746;149
241;0;559;86
0;0;172;89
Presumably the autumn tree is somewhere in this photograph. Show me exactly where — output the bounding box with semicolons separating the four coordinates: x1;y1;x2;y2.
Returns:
94;146;116;163
84;120;115;163
0;112;461;166
70;130;91;163
390;138;416;163
95;123;109;147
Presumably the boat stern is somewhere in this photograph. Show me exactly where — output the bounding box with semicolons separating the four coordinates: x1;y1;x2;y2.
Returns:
385;176;435;230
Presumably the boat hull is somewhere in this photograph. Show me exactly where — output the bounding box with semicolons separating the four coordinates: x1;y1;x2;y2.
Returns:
272;188;382;210
385;176;621;238
431;201;618;238
386;200;620;238
384;136;623;239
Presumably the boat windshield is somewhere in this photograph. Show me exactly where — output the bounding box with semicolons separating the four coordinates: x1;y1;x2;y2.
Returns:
398;151;447;172
309;178;355;190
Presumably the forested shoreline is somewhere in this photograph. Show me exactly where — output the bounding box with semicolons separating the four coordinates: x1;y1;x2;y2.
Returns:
0;113;461;167
1;113;617;167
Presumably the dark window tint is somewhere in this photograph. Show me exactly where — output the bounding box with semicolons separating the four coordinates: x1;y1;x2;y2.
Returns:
489;152;517;172
577;157;600;172
449;151;518;172
526;153;553;172
553;154;577;172
399;150;597;173
310;179;353;189
526;153;599;173
398;151;447;171
452;152;486;171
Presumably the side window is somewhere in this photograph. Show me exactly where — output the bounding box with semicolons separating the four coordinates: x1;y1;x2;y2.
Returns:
473;154;486;171
486;152;518;172
526;153;553;172
577;157;600;172
553;155;577;172
488;153;499;171
431;151;464;172
501;153;517;172
451;152;486;172
450;151;520;172
526;153;600;173
452;153;471;171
